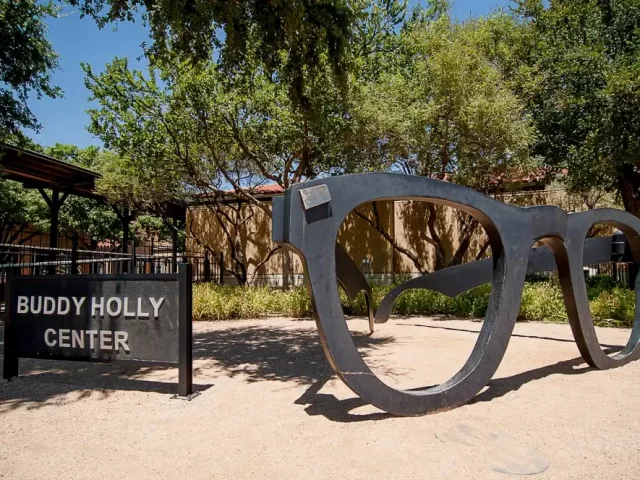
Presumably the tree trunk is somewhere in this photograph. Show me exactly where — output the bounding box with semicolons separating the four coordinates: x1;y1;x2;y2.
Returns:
619;165;640;218
447;218;480;268
426;204;446;270
354;203;430;275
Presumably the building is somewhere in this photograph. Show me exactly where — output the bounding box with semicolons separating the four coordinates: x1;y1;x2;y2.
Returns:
186;182;618;286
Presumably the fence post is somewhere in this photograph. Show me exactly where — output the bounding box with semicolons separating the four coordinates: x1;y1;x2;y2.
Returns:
71;232;78;275
121;207;130;274
131;237;137;274
219;253;224;285
46;189;61;275
172;222;178;273
148;237;154;274
204;252;211;283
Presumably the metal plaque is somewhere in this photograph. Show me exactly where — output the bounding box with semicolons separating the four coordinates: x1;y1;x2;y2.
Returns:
3;265;194;397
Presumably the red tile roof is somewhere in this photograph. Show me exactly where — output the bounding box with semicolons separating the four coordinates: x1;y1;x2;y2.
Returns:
204;169;565;202
253;184;285;194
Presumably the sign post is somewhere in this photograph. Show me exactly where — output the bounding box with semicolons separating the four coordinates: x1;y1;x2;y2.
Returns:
178;263;194;398
3;270;19;381
2;266;195;399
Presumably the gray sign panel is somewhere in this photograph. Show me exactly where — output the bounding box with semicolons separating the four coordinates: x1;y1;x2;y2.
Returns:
7;275;180;363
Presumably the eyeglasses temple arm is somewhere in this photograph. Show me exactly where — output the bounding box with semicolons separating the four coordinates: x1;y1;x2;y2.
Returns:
375;236;615;324
274;192;375;332
336;244;375;334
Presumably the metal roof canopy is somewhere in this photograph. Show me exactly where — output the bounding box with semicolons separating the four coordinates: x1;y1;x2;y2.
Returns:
1;143;187;274
0;143;187;217
0;143;101;199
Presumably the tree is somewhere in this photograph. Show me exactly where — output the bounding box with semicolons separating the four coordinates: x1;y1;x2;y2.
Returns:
349;11;537;272
514;0;640;216
80;0;380;282
41;144;122;244
0;179;49;253
82;51;349;283
43;144;180;247
66;0;353;110
94;149;188;249
0;0;61;140
83;1;538;279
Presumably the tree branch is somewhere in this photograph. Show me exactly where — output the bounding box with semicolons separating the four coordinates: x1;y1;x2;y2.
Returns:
249;246;282;285
426;203;446;270
447;217;480;268
355;202;430;275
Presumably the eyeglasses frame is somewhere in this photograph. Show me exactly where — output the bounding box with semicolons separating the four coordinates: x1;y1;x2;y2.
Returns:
272;173;640;416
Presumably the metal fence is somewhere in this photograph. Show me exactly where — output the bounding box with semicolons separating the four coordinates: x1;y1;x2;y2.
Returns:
0;227;223;311
526;261;637;288
584;262;637;288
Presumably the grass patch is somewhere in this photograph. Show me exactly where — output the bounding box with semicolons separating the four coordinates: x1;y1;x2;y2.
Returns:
193;279;636;327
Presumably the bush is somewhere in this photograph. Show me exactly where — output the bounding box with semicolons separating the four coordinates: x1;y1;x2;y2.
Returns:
519;281;567;323
192;279;636;328
192;284;311;320
586;274;626;300
590;287;635;327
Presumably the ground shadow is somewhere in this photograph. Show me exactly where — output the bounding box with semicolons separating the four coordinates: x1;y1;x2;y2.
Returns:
191;321;394;385
0;320;393;412
1;319;628;421
294;323;626;423
471;346;622;406
0;321;217;412
397;322;625;407
397;321;623;349
294;375;393;423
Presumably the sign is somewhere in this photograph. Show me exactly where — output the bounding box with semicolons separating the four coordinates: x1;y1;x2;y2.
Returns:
3;264;194;397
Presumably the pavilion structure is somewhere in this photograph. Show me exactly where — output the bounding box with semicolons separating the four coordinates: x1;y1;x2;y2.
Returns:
0;143;186;273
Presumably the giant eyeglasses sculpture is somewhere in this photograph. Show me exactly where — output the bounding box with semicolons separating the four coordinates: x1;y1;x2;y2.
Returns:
272;173;640;416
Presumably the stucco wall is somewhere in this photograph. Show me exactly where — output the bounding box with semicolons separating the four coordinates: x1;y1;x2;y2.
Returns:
186;188;618;285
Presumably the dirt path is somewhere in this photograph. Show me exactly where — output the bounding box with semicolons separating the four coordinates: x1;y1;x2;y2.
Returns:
1;317;639;479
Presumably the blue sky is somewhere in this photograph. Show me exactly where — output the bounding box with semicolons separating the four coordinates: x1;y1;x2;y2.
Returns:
27;0;513;148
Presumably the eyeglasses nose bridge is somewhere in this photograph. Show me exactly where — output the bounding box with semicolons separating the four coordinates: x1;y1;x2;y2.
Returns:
527;205;569;241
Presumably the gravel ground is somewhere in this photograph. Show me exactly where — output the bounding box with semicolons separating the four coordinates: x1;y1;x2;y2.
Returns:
1;317;639;479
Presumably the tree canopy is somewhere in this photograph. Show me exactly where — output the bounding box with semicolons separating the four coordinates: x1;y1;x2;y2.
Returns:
515;0;640;215
0;0;61;140
82;2;545;277
81;1;420;282
352;12;537;189
345;10;538;271
67;0;356;109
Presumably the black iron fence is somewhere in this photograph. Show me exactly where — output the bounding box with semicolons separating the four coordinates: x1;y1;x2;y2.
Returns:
0;227;223;311
526;261;637;289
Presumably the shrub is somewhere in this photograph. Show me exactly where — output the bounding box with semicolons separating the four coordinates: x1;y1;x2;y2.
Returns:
192;284;312;320
586;274;626;300
519;281;567;323
590;287;635;327
192;279;635;328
